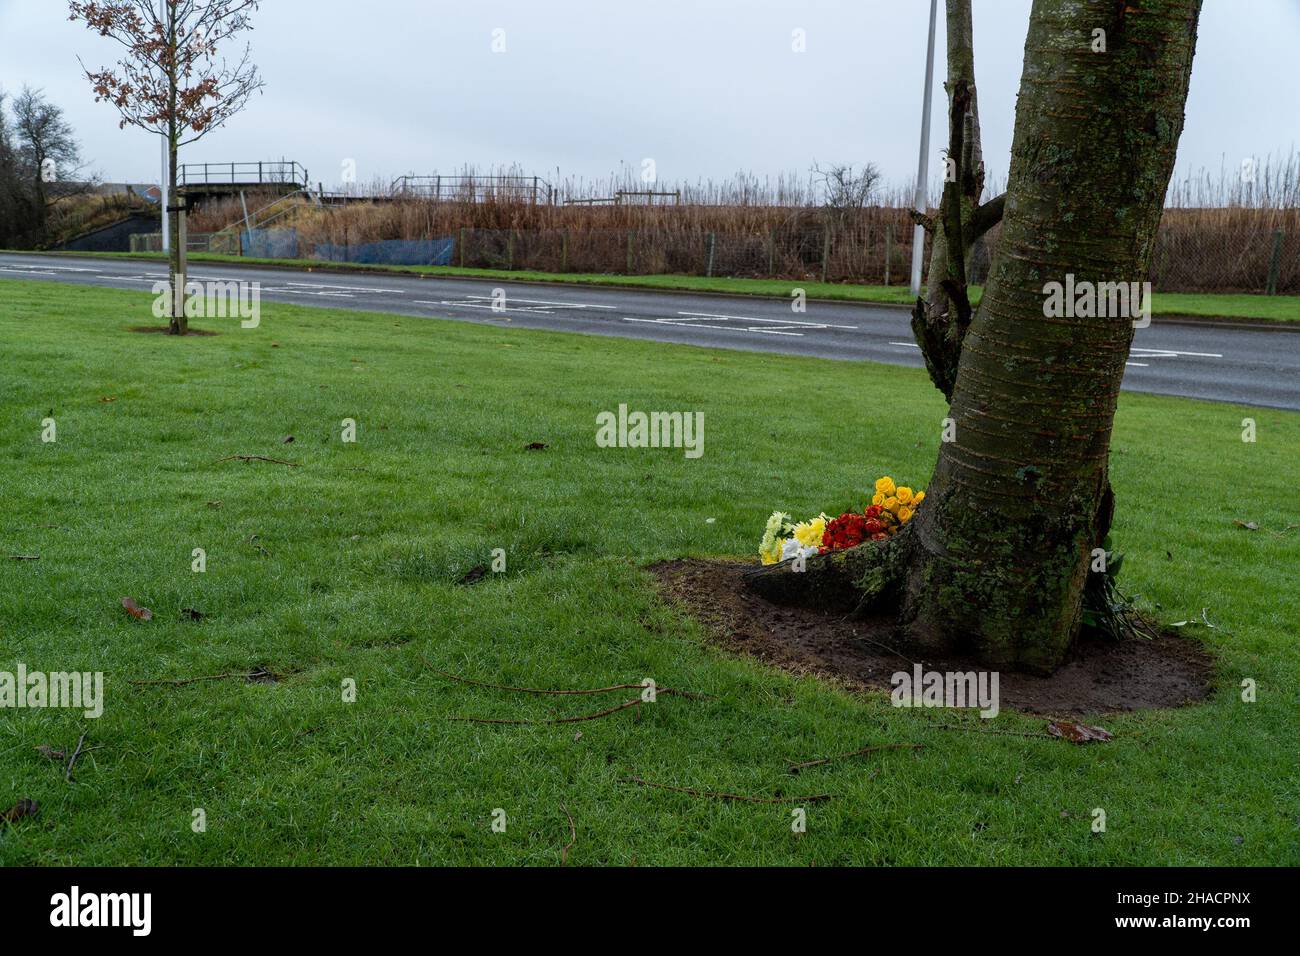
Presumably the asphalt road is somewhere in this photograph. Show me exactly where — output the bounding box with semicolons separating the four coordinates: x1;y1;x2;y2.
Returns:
2;251;1297;410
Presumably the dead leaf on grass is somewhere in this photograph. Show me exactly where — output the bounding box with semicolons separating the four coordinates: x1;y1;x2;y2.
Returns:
121;597;153;621
458;564;489;585
1;799;39;824
1046;720;1113;743
524;442;548;451
1233;520;1259;531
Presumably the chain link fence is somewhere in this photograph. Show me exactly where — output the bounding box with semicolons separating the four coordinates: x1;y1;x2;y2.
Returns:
444;222;928;285
127;216;1297;294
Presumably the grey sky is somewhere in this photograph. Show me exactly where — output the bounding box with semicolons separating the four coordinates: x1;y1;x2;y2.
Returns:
1;0;1296;195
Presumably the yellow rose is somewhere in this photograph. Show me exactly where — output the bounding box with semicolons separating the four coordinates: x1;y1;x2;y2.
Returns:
896;487;913;505
875;476;896;496
871;492;885;506
884;496;899;512
913;491;925;504
898;506;913;523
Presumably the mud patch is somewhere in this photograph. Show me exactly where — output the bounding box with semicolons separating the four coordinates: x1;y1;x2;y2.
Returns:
652;559;1215;717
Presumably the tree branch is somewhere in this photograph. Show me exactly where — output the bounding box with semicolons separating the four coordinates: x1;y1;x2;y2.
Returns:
970;192;1005;241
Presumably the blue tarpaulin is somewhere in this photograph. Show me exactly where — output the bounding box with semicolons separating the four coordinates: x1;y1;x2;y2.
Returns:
312;237;454;266
242;227;299;259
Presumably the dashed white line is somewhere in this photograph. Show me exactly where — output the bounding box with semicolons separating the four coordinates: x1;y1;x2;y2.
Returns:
678;310;857;330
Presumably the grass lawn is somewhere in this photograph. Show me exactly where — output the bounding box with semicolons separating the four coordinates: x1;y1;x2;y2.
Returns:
26;249;1300;323
1;278;1297;866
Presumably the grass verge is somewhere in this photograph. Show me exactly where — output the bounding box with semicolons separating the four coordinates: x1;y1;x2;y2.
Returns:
1;278;1297;865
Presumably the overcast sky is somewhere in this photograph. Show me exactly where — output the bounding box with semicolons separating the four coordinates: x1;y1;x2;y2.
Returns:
1;0;1296;195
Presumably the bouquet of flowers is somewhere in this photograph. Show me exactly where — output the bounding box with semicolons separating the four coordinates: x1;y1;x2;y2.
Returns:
759;476;925;565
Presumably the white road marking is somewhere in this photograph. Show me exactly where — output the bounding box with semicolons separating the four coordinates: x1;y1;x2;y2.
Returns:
280;281;404;294
623;316;803;336
1130;347;1223;359
413;300;558;314
0;264;97;274
678;310;857;330
453;294;616;309
892;341;1175;368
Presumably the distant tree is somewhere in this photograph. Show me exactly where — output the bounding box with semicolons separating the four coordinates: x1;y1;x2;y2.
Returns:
12;87;84;239
811;160;882;213
69;0;265;334
0;87;89;247
0;90;19;246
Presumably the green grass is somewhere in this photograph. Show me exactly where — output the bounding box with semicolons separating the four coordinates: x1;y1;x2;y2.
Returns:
23;248;1300;322
1;278;1297;866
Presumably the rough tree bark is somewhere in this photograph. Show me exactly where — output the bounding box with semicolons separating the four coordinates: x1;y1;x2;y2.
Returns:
748;0;1202;674
165;8;186;336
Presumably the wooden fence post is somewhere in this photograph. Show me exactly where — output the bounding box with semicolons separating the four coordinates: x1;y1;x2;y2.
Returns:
706;233;716;278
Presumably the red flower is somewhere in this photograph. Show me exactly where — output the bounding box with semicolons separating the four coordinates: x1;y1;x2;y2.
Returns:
865;505;882;519
820;512;869;552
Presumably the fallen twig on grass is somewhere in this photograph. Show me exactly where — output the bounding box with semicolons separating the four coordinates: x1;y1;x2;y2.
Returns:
130;667;278;687
65;733;88;782
560;804;576;866
932;723;1054;739
788;742;924;773
214;455;300;467
38;742;102;767
624;775;830;804
448;698;643;726
428;664;710;700
8;554;39;561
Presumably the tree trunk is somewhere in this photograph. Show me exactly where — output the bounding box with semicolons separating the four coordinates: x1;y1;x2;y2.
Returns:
166;3;187;336
903;0;1202;673
167;131;186;334
747;0;1202;676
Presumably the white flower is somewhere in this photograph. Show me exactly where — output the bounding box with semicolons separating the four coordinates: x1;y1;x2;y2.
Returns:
781;539;818;562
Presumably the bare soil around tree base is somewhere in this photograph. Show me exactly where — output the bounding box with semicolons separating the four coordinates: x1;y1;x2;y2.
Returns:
652;559;1215;717
126;325;219;336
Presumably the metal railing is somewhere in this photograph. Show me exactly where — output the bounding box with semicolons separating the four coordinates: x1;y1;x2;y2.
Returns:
390;174;554;205
565;190;682;207
177;161;309;188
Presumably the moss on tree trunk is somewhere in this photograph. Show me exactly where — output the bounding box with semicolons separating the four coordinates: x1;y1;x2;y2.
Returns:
904;0;1202;673
747;0;1202;676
